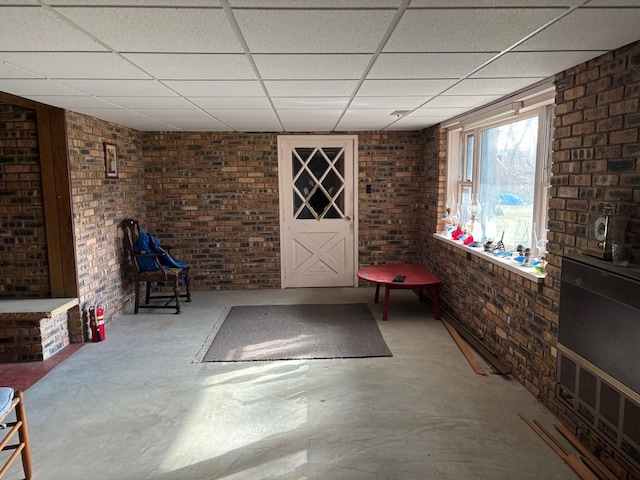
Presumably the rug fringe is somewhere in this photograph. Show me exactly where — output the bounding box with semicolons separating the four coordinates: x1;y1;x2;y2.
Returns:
192;306;231;363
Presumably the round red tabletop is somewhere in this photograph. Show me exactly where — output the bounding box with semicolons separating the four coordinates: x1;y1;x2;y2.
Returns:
356;263;441;287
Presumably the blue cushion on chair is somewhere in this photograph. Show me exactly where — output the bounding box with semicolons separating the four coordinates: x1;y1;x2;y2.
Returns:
0;387;14;417
133;230;161;271
134;230;189;271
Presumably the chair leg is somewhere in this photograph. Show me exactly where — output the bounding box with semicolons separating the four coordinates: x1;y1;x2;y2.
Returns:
184;268;192;302
16;392;32;480
145;281;151;304
173;279;181;314
134;281;140;314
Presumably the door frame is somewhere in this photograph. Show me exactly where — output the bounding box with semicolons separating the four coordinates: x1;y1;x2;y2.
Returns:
277;134;359;288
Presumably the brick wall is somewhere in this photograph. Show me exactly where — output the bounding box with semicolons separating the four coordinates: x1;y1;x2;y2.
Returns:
66;111;146;319
422;40;640;479
142;131;426;291
547;40;640;478
142;132;281;289
358;131;425;267
0;102;50;298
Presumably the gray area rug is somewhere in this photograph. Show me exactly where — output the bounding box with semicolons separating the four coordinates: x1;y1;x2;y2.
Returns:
197;303;392;362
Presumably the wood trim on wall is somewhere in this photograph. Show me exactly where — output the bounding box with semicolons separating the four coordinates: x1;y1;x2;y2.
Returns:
1;91;78;297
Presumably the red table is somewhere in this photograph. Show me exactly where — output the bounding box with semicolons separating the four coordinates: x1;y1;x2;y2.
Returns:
357;263;442;321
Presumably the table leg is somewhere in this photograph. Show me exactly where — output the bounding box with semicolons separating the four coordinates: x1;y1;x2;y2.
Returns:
429;284;442;320
382;285;391;321
374;283;381;303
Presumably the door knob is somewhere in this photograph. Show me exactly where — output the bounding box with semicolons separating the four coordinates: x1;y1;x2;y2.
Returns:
345;215;352;221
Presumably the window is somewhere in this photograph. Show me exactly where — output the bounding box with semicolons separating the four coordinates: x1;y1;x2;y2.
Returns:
445;86;553;255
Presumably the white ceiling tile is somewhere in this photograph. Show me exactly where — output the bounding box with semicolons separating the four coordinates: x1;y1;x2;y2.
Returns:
156;119;232;131
515;8;640;51
0;6;108;51
100;96;194;108
0;2;638;132
350;96;430;109
423;95;503;108
278;110;342;130
385;116;440;130
129;108;209;121
254;54;371;80
58;79;176;96
411;107;469;117
587;0;640;4
208;109;278;123
409;0;579;5
335;118;396;131
265;80;358;97
271;97;349;109
0;53;150;79
123;54;256;80
278;110;342;120
21;95;118;109
444;78;545;96
189;97;271;109
0;78;85;96
358;79;455;96
225;121;282;132
280;120;338;132
0;61;41;79
55;7;243;53
164;80;264;97
384;8;563;52
67;108;182;130
46;0;219;4
129;108;231;130
230;0;401;6
342;108;400;119
472;51;608;78
235;9;395;53
369;53;496;79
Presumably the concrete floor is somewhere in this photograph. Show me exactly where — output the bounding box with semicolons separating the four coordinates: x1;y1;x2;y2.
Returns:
6;287;575;480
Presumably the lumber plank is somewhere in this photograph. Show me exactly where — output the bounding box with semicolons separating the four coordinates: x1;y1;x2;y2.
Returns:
518;413;599;480
441;318;486;376
440;312;511;374
534;419;569;456
555;424;618;480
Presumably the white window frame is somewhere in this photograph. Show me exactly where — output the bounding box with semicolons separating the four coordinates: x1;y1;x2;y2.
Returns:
437;82;555;282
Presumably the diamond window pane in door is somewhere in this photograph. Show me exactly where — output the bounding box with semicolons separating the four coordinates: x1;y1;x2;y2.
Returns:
308;187;331;218
293;147;314;176
308;150;329;179
294;170;314;197
324;205;341;219
292;145;346;220
298;206;314;219
322;169;342;198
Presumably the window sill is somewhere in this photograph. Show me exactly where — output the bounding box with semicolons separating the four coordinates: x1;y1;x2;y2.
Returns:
432;233;546;284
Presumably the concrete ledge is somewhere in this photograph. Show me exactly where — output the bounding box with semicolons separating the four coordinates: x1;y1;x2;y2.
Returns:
0;298;80;363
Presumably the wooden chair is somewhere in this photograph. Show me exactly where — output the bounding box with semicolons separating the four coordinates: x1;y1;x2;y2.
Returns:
121;219;191;314
0;389;32;480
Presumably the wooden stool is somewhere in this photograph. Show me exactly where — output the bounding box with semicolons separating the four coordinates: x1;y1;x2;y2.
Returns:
0;389;32;480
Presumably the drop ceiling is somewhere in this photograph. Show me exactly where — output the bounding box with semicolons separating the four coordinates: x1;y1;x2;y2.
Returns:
1;0;639;132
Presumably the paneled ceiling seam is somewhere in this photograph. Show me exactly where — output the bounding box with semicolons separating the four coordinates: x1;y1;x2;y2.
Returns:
382;0;593;130
331;0;412;132
37;1;234;132
220;0;285;132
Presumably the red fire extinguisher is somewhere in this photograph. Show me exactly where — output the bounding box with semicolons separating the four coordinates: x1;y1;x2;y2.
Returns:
89;305;106;342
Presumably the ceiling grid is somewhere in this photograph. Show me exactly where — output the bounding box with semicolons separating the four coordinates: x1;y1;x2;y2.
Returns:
0;0;638;132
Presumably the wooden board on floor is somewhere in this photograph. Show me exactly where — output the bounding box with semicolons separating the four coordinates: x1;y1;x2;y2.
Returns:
441;318;486;376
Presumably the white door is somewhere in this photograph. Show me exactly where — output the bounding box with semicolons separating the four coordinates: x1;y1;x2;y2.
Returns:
278;135;358;288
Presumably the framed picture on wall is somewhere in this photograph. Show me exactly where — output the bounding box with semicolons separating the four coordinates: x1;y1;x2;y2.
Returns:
104;142;118;178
